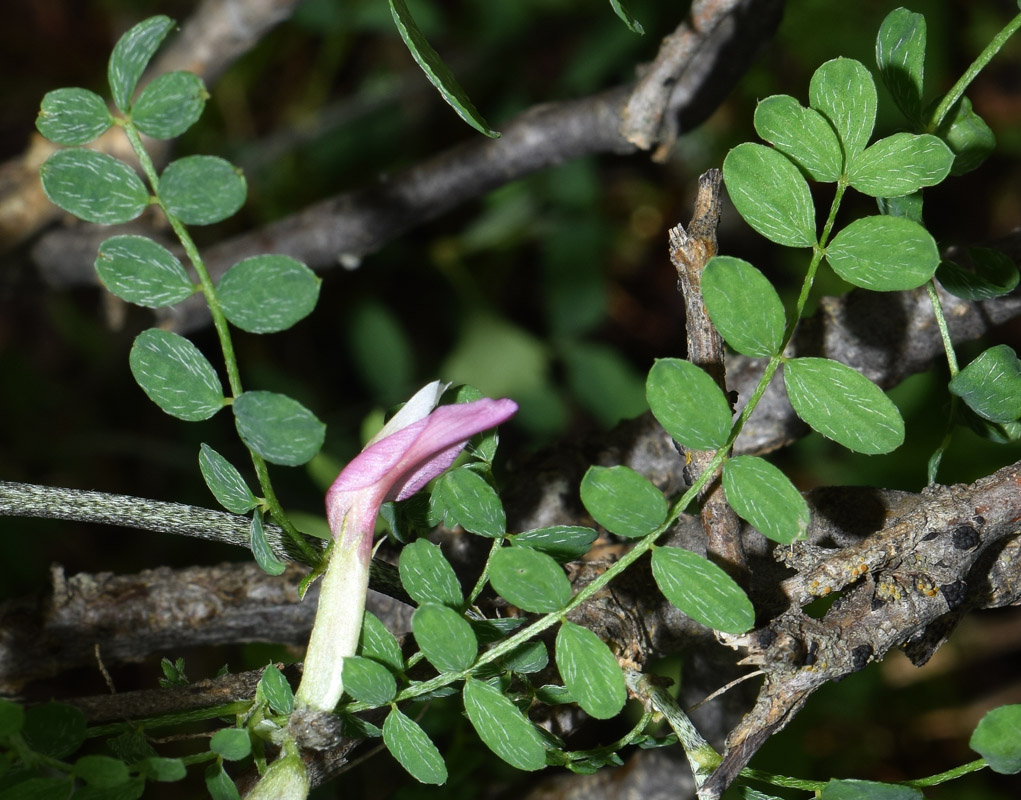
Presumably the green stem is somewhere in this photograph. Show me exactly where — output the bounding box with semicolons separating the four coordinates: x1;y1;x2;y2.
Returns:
120;122;318;565
467;537;505;607
739;768;826;792
927;11;1021;131
925;281;960;378
85;701;253;738
903;757;987;787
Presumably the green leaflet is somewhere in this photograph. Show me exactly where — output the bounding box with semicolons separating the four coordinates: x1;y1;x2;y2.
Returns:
608;0;644;34
233;391;325;466
702;256;786;357
129;329;226;421
388;0;498;138
108;15;175;112
36;88;113;145
651;546;755;634
936;247;1019;301
198;443;257;514
825;215;939;291
875;7;926;124
646;357;733;450
722;455;809;544
95;235;195;308
72;756;129;789
430;467;506;537
809;58;877;162
158;155;246;225
217;255;321;334
40;149;149;225
257;663;294;715
489;545;572;612
723;142;817;247
359;611;404;672
510;525;597;563
949;345;1021;424
462;678;547;771
250;511;286;576
342;656;397;705
848;133;953;197
555;621;626;719
131;71;207;139
411;603;478;672
753;94;842;182
383;708;448;784
579;465;667;538
398;539;464;608
820;780;922;800
783;357;904;454
969;704;1021;774
209;728;251;761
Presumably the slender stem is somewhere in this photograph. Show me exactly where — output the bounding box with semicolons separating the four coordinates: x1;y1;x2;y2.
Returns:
925;281;960;378
738;768;825;791
467;537;505;607
927;11;1021;131
903;757;987;787
119;122;318;565
85;701;253;738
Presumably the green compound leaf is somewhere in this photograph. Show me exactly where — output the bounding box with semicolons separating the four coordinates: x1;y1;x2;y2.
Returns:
131;71;208;139
388;0;498;138
489;545;572;612
702;256;786;358
22;703;86;758
383;708;448;785
40;149;149;225
250;511;286;576
217;255;321;334
848;133;953;197
722;455;809;544
580;465;667;538
723;142;816;247
936;248;1020;300
233;390;325;466
510;525;598;563
463;677;547;771
210;728;251;761
875;7;926;124
139;757;187;783
753;94;842;182
825;215;939;291
257;663;294;715
0;697;24;736
937;95;996;176
198;443;257;514
647;357;733;450
949;345;1021;424
783;357;904;454
651;546;755;634
609;0;644;34
432;467;506;536
158;155;246;225
129;329;226;421
108;15;175;112
73;756;129;789
809;58;877;163
398;539;464;608
342;656;397;705
204;762;241;800
555;621;627;720
970;704;1021;773
359;611;404;672
412;602;478;672
36;88;113;145
820;779;923;799
95;235;195;308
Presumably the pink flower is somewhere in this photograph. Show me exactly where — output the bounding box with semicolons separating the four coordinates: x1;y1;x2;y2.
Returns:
295;382;516;714
327;388;518;559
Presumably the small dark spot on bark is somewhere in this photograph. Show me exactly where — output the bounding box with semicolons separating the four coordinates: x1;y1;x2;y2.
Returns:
757;628;777;648
804;639;819;666
851;644;873;672
871;594;886;611
940;579;968;611
952;525;980;550
922;529;941;541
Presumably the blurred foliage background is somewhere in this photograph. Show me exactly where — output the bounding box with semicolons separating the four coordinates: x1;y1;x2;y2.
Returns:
1;0;1020;797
